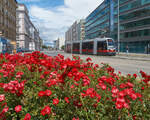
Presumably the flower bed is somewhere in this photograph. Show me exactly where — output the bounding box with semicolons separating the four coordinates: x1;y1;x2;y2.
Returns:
0;51;150;120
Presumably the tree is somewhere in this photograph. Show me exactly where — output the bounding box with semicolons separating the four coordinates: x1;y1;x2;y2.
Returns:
61;45;65;50
42;45;48;49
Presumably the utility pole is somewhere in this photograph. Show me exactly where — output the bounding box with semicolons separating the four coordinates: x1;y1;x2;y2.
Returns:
117;0;120;54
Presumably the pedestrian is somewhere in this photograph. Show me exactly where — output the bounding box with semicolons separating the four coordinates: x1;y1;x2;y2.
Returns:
126;45;129;55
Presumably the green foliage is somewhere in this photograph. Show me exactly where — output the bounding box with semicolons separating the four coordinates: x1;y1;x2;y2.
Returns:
0;52;150;120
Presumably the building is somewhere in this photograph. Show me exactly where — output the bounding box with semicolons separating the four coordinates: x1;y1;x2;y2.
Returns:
65;19;85;42
58;37;65;50
115;0;150;53
85;0;113;40
16;4;41;51
85;0;150;53
16;4;31;50
53;39;59;50
0;0;17;51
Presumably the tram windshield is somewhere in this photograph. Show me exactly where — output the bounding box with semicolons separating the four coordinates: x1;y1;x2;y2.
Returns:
107;39;114;46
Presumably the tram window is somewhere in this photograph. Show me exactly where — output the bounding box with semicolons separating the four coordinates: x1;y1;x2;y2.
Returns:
98;41;107;50
73;43;79;50
103;42;107;50
89;42;93;49
97;42;103;50
82;43;87;49
108;39;114;46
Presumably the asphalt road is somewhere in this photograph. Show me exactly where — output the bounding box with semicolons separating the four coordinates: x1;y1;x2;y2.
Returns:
42;51;150;76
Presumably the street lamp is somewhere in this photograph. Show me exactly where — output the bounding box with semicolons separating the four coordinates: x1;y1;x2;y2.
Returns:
117;0;120;54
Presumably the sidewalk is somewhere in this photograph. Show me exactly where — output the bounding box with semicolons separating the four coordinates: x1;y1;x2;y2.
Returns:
115;52;150;61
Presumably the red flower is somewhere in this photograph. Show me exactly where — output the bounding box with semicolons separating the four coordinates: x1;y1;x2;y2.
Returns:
70;85;74;89
0;94;5;102
45;90;52;96
123;102;130;109
118;91;125;97
53;98;59;105
130;93;137;100
72;117;79;120
115;102;123;109
15;105;22;112
133;115;136;120
65;97;70;103
133;73;137;78
126;82;134;88
0;83;4;87
100;84;106;90
111;87;119;94
41;106;51;116
86;57;92;61
38;91;45;97
24;113;31;120
2;107;9;113
116;97;125;103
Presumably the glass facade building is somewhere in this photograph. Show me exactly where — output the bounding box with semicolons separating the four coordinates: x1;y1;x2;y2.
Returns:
85;0;150;53
85;0;111;39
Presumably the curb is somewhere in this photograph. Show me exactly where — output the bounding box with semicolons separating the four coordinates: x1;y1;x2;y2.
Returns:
114;56;150;61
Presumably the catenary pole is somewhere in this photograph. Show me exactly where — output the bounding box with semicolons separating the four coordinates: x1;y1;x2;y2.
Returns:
117;0;120;54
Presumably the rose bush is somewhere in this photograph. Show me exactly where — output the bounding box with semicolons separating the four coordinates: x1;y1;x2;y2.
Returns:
0;51;150;120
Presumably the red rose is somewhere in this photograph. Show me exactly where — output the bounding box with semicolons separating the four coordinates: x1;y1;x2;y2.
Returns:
41;106;51;116
38;91;45;97
15;105;22;112
72;117;79;120
45;90;52;96
24;113;31;120
2;107;9;113
53;98;59;105
111;87;119;94
0;94;5;102
65;97;69;103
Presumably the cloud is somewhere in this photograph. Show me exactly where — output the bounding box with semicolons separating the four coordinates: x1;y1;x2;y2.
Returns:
29;0;104;45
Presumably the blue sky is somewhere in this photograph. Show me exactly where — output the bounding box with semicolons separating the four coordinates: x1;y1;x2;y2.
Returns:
17;0;104;46
17;0;64;8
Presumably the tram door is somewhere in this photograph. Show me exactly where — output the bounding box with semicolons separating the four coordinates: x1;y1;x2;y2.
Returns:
73;43;80;54
97;41;107;55
82;41;93;54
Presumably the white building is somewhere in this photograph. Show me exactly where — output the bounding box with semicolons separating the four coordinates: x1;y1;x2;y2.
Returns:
58;37;65;50
16;4;41;51
65;19;85;42
53;38;65;50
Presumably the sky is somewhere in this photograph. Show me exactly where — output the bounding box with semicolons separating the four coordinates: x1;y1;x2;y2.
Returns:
17;0;104;45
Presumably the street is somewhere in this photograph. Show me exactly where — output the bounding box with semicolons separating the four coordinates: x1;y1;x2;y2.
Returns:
42;51;150;76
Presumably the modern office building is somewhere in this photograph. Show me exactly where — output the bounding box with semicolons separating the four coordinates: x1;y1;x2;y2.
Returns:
116;0;150;53
85;0;150;53
16;4;41;51
0;0;17;50
65;19;85;42
85;0;111;40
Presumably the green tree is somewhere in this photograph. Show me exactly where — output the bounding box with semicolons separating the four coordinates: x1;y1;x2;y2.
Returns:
42;45;48;49
61;45;65;50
